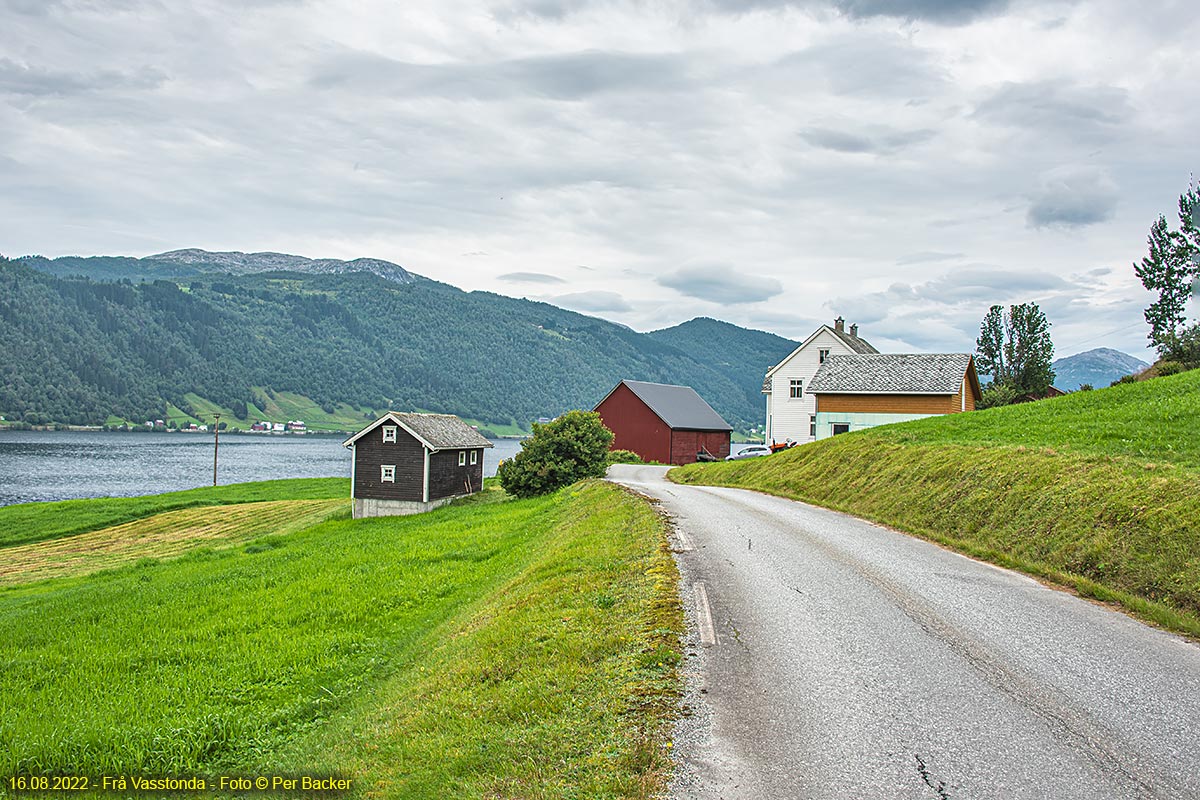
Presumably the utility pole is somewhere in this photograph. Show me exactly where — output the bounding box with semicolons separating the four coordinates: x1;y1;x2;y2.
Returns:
213;413;220;487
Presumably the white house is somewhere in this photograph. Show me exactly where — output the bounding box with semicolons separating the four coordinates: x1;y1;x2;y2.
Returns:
762;317;878;445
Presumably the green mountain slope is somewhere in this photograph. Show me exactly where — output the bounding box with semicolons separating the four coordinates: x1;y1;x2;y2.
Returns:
0;253;782;431
646;317;798;426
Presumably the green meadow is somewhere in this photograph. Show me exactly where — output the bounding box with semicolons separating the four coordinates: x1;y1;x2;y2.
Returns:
0;480;681;797
673;369;1200;637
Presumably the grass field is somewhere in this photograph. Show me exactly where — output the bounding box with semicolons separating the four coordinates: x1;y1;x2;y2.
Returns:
673;370;1200;637
0;478;347;549
0;480;681;797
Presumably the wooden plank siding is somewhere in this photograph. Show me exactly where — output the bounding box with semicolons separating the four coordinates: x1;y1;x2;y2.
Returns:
353;425;425;502
670;430;731;464
594;382;673;465
428;449;485;500
816;393;960;415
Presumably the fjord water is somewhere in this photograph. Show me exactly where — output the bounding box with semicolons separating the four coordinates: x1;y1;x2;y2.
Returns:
0;431;524;506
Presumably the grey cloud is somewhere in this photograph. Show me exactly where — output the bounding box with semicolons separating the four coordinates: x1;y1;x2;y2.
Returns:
800;125;936;154
778;33;947;99
657;265;782;304
1027;166;1118;229
309;49;692;101
502;0;1013;24
896;251;965;265
499;271;566;284
0;58;165;96
973;80;1132;141
550;290;633;312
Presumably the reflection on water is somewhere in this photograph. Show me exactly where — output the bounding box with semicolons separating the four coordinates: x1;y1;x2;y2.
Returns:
0;431;525;506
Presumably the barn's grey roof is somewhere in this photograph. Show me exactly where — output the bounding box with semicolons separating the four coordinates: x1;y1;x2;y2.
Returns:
807;354;974;395
343;412;494;449
607;380;732;431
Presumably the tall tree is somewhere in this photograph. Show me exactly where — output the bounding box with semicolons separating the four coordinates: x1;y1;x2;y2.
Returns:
974;303;1055;399
975;305;1007;385
1135;182;1200;354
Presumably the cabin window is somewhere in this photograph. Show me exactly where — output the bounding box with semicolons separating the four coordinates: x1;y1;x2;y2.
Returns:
832;424;850;436
382;425;397;443
819;349;830;363
380;464;396;482
458;450;467;466
789;379;804;399
470;450;478;465
810;415;817;438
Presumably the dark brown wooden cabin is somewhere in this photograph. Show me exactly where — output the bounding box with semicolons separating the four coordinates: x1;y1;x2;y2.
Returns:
343;412;493;518
594;380;732;465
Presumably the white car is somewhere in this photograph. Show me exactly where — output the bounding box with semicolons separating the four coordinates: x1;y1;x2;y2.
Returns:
726;445;772;461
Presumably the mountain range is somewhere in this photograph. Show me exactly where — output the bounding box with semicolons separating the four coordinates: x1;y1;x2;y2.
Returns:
1;250;797;432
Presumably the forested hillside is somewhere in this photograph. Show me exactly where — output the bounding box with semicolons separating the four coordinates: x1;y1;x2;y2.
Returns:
0;254;792;431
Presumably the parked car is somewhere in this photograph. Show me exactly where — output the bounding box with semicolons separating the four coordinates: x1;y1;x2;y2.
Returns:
726;445;772;461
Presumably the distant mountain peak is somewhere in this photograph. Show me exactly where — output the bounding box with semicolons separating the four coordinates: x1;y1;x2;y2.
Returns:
1052;347;1149;391
144;248;415;283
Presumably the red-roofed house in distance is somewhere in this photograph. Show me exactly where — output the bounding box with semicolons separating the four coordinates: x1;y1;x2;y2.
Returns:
594;380;732;465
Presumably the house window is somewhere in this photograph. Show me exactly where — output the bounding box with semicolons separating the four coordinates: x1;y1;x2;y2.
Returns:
382;425;397;443
790;379;804;399
380;464;396;482
832;424;850;436
470;450;478;465
819;349;830;363
810;415;817;438
458;450;467;466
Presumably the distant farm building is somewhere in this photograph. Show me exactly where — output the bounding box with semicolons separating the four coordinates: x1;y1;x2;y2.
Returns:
807;353;981;439
762;316;878;445
343;412;493;518
594;380;732;465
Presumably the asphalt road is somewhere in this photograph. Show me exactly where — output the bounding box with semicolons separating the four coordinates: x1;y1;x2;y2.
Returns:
607;464;1200;800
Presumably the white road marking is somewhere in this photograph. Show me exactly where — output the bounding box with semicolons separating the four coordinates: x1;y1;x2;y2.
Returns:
694;581;717;647
675;529;694;551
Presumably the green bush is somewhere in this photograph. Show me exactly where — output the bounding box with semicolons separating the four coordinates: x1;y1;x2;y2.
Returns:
1156;360;1184;377
977;382;1018;409
606;449;645;466
1111;374;1138;387
496;411;615;498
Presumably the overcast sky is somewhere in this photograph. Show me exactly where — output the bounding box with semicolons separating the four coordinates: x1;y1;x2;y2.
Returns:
2;0;1197;358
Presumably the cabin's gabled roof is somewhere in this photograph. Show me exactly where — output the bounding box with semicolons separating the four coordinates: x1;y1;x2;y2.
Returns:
599;380;732;431
343;412;494;450
808;353;977;396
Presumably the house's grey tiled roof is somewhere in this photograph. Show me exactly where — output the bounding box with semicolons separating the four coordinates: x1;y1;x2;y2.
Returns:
393;412;494;449
830;328;879;355
807;353;973;394
761;376;772;393
617;380;732;431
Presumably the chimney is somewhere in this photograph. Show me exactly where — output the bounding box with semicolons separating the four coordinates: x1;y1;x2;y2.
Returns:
850;323;858;337
834;316;845;332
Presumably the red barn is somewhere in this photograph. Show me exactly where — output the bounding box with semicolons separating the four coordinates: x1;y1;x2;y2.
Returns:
594;380;732;465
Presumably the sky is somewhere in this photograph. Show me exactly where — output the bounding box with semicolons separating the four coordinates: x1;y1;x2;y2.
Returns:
2;0;1197;359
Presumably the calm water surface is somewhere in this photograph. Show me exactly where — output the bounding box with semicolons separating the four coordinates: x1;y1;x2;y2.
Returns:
0;431;525;506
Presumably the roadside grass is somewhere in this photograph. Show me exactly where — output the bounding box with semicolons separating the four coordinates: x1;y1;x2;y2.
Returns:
0;499;347;586
0;478;348;549
1;480;681;797
673;373;1200;638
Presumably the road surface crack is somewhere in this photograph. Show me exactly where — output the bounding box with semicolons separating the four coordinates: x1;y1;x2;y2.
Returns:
914;754;950;799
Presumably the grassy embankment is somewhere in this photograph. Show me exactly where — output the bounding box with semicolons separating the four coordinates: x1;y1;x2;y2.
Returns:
673;369;1200;637
0;480;681;797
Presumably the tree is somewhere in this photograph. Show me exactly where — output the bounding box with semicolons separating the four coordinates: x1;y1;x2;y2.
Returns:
1135;182;1200;355
974;302;1055;401
496;410;614;498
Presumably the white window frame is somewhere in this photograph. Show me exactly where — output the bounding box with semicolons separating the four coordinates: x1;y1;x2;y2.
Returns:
380;464;396;483
458;450;467;466
382;425;397;443
470;450;478;465
819;348;830;363
809;415;817;438
789;379;804;399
